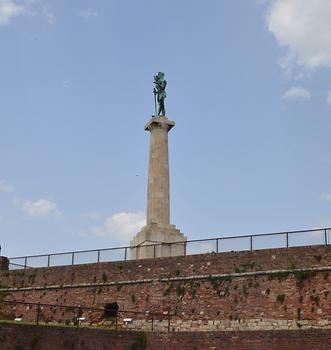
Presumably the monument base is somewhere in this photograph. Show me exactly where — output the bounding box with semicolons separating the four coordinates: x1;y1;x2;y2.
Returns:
130;224;187;259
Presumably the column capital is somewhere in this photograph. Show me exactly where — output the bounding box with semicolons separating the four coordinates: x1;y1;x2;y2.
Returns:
144;116;175;132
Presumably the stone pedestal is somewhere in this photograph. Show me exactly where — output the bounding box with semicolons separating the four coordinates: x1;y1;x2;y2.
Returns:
0;256;9;271
131;223;186;259
131;116;186;259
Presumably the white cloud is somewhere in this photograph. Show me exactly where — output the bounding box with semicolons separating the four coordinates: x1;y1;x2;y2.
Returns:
89;212;145;242
0;179;14;192
283;86;311;100
266;0;331;74
0;0;25;26
22;198;62;218
0;0;55;27
79;9;98;22
327;91;331;106
321;193;331;201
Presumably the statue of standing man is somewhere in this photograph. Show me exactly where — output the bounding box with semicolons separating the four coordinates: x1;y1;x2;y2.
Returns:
153;72;167;116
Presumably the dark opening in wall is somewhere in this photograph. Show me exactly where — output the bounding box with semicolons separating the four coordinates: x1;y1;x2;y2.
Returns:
104;302;119;318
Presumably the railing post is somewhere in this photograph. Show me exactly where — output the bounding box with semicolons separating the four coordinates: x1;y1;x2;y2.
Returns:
184;241;187;256
325;229;328;246
216;239;219;253
97;250;100;263
168;314;171;332
71;252;75;265
286;233;289;248
124;247;127;261
250;236;253;251
36;302;40;326
78;306;83;327
151;313;154;332
47;255;51;267
24;257;27;269
153;245;156;258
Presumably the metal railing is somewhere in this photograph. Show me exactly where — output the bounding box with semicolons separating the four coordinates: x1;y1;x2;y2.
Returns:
8;227;331;270
0;300;172;332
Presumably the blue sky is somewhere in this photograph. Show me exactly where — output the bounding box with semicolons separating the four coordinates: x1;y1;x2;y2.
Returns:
0;0;331;258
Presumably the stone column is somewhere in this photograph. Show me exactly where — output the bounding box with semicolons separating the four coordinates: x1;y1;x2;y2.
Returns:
0;256;9;271
146;117;173;226
131;117;186;259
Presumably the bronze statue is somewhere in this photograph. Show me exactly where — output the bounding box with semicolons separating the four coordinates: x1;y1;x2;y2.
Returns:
153;72;167;116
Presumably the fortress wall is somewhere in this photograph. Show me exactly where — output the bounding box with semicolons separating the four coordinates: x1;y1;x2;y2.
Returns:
2;245;331;286
0;324;331;350
0;323;142;350
1;245;331;331
0;257;9;271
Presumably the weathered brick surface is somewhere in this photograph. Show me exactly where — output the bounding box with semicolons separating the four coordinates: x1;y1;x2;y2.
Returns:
149;329;331;349
0;324;142;350
0;258;8;271
4;245;331;286
1;245;331;331
0;324;330;350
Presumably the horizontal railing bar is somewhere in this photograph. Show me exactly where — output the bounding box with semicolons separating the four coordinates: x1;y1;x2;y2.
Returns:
9;262;33;269
184;227;329;243
8;227;330;261
10;246;134;260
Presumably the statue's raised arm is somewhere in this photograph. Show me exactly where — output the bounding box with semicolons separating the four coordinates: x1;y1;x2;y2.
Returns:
153;72;167;116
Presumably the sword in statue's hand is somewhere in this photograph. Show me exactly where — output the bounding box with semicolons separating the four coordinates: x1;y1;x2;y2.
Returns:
153;88;157;116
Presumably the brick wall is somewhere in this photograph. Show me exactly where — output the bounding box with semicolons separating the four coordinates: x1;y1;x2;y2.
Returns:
0;324;330;350
0;258;8;271
149;329;331;349
1;245;331;331
0;323;143;350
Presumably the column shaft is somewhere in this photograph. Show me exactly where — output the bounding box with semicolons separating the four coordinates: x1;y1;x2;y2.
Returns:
146;119;171;225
